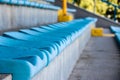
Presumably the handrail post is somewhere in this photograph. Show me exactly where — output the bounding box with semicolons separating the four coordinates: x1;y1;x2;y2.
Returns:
62;0;67;15
58;0;73;22
114;6;117;21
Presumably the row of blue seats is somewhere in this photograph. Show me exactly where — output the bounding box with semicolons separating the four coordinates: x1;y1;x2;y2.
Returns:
0;0;76;12
0;17;97;80
46;0;55;2
0;0;60;10
110;26;120;46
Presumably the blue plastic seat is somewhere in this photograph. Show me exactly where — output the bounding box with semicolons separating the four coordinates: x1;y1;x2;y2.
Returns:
18;0;25;5
67;8;76;12
11;0;18;5
25;1;31;6
115;33;120;46
110;26;120;33
30;2;36;7
4;31;68;45
20;28;72;42
0;45;47;80
46;0;55;2
0;0;10;4
32;27;50;33
0;36;57;63
0;17;98;80
27;20;88;41
35;3;39;8
110;26;120;46
4;31;69;53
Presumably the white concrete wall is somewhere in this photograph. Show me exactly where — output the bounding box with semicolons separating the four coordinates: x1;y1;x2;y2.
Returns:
0;4;58;32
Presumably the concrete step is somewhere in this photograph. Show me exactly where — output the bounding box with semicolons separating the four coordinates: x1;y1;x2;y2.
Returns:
68;29;120;80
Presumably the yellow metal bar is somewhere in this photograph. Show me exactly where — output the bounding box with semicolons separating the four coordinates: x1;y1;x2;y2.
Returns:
58;0;73;22
62;0;67;15
103;34;115;37
91;27;115;37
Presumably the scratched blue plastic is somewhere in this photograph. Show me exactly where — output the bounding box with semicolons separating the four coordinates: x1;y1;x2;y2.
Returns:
29;19;95;41
3;32;66;54
114;33;120;47
0;36;57;64
110;26;120;46
110;26;120;33
0;17;97;80
19;29;69;51
0;45;48;80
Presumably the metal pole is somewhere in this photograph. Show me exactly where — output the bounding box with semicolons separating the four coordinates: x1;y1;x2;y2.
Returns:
62;0;67;15
114;6;117;21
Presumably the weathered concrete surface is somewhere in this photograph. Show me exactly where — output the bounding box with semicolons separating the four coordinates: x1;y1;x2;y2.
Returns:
68;29;120;80
0;75;11;80
0;4;58;34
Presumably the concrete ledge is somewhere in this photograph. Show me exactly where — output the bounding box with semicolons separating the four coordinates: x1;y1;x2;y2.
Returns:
0;4;58;33
0;74;11;80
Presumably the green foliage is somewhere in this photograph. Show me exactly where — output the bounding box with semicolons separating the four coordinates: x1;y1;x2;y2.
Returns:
68;0;120;22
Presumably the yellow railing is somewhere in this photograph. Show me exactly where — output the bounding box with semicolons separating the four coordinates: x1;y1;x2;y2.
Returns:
63;0;67;15
58;0;73;22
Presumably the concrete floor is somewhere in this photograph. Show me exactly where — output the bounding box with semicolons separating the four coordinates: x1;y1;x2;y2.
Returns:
68;30;120;80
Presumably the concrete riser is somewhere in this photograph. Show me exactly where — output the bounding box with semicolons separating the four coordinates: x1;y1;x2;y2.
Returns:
0;4;58;32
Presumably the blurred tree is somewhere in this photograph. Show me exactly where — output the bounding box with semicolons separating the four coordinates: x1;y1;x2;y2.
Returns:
108;0;117;4
118;0;120;5
105;6;114;19
95;0;108;15
68;0;120;22
80;0;94;12
73;0;81;6
116;10;120;22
